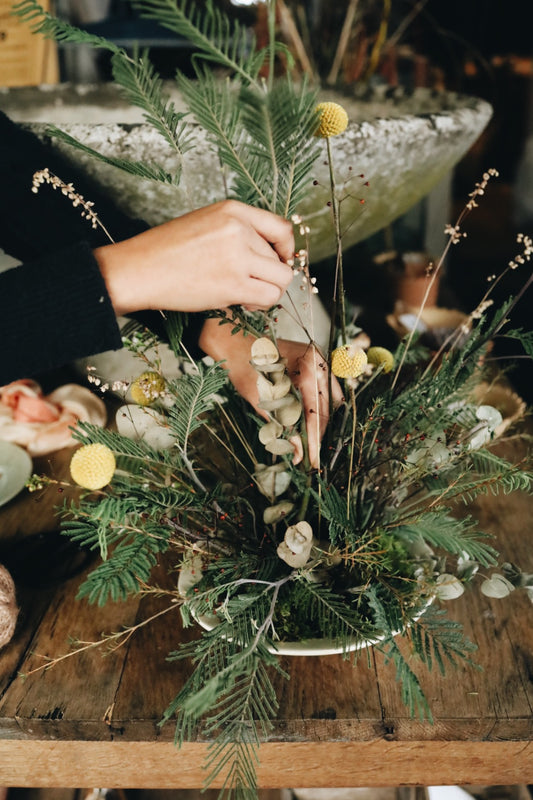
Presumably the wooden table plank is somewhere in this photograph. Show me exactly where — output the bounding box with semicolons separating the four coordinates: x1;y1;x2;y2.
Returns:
0;571;144;740
0;425;532;787
0;740;532;787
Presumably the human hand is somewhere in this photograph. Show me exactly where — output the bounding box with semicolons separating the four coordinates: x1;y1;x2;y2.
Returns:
199;318;343;468
94;200;295;316
277;338;344;467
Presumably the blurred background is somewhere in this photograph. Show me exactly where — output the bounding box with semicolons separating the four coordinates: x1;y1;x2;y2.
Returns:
0;0;531;400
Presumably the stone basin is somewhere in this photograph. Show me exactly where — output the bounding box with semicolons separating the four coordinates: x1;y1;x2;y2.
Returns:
2;82;492;263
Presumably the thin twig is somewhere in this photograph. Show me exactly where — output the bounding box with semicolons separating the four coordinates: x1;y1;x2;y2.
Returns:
327;0;360;85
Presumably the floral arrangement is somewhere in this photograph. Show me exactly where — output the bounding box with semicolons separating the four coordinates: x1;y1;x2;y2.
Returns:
16;1;533;798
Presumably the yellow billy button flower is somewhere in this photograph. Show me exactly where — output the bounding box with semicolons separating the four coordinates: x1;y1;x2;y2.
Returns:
331;345;368;379
70;443;116;490
130;371;165;406
367;346;395;373
315;102;349;138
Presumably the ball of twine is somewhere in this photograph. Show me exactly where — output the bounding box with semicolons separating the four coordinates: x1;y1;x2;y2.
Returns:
0;564;19;649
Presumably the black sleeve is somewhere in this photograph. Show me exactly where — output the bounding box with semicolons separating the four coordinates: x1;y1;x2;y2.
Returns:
0;109;205;384
0;242;123;385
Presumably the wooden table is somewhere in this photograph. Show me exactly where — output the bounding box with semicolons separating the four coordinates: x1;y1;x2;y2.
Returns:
0;433;532;790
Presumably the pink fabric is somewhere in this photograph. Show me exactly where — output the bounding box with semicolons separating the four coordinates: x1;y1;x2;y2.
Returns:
1;380;60;423
0;380;106;456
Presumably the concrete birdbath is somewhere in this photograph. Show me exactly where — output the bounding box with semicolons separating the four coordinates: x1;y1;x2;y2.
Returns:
4;82;492;262
2;82;492;351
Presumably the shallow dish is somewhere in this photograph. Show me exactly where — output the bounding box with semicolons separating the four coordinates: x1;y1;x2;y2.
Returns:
196;612;383;656
0;441;32;508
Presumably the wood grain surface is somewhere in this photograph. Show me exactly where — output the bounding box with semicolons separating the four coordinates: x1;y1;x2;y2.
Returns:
0;430;532;788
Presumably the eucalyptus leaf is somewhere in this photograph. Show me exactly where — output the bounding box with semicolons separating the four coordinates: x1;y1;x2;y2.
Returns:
481;574;515;598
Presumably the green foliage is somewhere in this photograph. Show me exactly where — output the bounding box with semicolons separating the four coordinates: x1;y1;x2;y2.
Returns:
409;605;478;675
12;0;122;52
131;0;266;83
163;587;285;798
177;69;320;214
76;535;163;605
503;327;533;358
18;1;533;798
14;0;321;217
45;125;180;185
166;361;229;450
284;577;377;646
366;588;433;721
310;480;350;547
394;512;498;567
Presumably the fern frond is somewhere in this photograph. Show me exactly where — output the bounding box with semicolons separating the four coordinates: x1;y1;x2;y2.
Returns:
110;48;194;162
409;606;478;675
45;126;179;185
413;458;533;508
203;659;275;798
366;588;432;721
470;449;533;490
166;362;229;450
71;421;169;462
291;578;377;648
131;0;263;85
177;71;270;207
163;587;287;798
163;312;186;357
394;512;498;567
502;327;533;358
12;0;122;52
237;79;320;215
76;535;161;605
311;480;350;547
